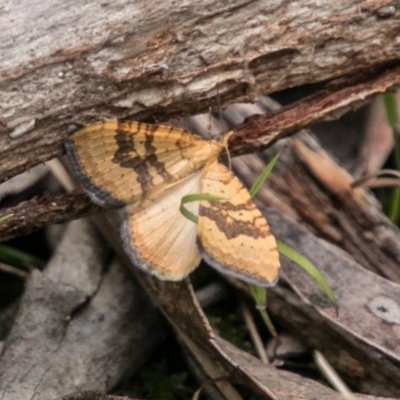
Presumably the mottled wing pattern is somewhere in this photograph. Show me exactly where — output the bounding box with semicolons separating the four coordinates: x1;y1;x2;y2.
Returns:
197;162;280;286
66;121;223;208
66;120;280;286
120;172;203;280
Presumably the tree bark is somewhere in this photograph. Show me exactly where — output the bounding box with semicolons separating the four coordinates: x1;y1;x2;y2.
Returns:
1;0;400;183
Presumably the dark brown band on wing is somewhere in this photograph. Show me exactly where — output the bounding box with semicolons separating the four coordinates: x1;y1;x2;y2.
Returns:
199;200;269;240
111;122;174;192
65;135;125;208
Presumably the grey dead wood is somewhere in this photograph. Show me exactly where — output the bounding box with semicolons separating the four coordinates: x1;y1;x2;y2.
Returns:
0;66;397;239
174;106;400;396
132;271;393;400
0;219;166;400
91;209;359;399
221;102;400;396
263;133;400;283
54;392;136;400
87;199;397;399
0;190;101;243
265;208;400;397
2;94;400;397
0;164;49;202
3;98;400;397
99;206;400;399
215;98;400;285
1;0;400;183
0;80;398;243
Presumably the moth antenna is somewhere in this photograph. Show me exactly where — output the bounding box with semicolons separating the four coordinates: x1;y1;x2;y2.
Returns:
224;139;232;171
216;85;223;130
207;106;212;140
216;84;231;168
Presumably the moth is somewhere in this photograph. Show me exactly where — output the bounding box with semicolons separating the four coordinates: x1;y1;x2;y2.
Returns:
65;120;280;286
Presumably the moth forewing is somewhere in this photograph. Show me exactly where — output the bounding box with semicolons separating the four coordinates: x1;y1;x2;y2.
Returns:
66;120;225;208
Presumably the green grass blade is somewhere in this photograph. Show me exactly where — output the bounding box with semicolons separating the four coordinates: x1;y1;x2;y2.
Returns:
0;214;13;224
180;193;227;223
249;152;281;197
383;93;398;127
0;244;44;269
252;153;336;307
389;186;400;223
180;151;280;222
248;284;267;309
383;93;400;223
277;240;336;305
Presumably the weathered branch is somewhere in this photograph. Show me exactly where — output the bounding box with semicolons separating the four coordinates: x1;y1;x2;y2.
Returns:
230;63;400;153
0;221;166;399
3;62;400;244
0;190;100;242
